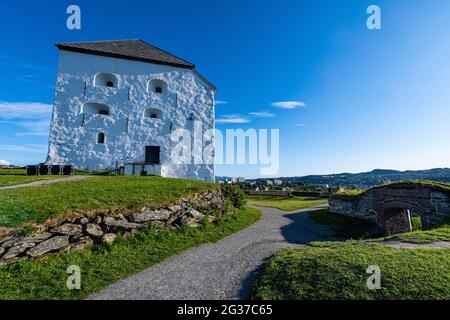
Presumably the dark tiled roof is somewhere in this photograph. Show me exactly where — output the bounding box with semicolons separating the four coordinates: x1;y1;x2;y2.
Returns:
56;39;195;68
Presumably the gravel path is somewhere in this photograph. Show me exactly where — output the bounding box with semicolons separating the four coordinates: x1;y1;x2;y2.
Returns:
0;176;91;190
88;203;450;300
89;204;337;300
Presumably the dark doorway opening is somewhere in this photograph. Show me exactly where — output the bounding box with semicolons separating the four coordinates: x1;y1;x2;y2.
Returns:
145;146;160;164
382;208;412;235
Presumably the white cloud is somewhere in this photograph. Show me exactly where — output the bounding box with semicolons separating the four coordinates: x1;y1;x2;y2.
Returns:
294;123;305;127
0;144;48;153
0;159;11;166
0;101;52;119
216;114;251;124
15;120;50;137
215;100;228;106
271;101;307;109
249;111;275;118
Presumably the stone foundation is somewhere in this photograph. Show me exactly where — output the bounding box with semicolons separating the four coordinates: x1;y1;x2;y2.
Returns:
0;189;226;265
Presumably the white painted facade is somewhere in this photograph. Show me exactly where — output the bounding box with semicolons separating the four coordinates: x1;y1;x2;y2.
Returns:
46;49;216;182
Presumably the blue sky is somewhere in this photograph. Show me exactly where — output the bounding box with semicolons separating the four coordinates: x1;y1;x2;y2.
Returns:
0;0;449;178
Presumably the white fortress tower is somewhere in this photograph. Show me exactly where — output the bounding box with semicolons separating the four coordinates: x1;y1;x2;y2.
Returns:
46;39;216;181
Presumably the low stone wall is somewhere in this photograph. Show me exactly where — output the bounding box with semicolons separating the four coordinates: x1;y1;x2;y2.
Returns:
0;189;225;265
329;182;450;235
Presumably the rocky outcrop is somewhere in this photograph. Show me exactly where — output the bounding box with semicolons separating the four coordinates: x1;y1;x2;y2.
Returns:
0;189;225;265
329;182;450;235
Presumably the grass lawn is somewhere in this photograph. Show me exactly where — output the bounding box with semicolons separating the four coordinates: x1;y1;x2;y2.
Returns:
0;176;216;228
0;206;261;300
252;244;450;300
246;195;327;211
0;175;63;187
391;224;450;244
0;168;64;187
0;168;26;175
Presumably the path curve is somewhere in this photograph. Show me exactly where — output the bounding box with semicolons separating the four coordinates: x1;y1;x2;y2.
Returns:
89;204;336;300
0;176;91;190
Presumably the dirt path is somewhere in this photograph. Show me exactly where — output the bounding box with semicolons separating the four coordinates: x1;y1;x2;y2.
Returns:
89;204;336;300
0;176;91;190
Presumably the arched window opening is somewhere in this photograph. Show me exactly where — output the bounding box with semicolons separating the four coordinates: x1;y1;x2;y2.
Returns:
97;132;105;144
82;103;110;116
94;73;118;88
148;79;167;94
144;108;162;119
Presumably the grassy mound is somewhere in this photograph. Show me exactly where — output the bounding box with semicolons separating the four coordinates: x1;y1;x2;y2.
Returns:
0;176;216;228
0;206;261;300
393;222;450;244
333;180;450;200
252;244;450;300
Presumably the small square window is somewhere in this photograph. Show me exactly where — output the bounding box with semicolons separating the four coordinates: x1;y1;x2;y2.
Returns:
155;86;162;94
150;113;158;119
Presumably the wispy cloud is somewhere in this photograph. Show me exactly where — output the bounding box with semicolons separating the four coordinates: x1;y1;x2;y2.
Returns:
216;114;251;124
249;111;275;118
271;101;307;109
0;101;52;120
15;120;50;137
293;123;305;127
0;159;12;166
0;102;52;136
0;144;48;153
215;100;228;106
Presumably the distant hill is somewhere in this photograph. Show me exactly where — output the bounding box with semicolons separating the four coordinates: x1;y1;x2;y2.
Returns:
283;168;450;188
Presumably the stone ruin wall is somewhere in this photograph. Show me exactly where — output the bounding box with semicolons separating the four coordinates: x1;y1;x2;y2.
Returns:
329;183;450;235
0;189;226;265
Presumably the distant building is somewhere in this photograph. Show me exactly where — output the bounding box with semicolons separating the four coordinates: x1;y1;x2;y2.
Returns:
237;177;245;183
266;180;274;186
274;179;283;186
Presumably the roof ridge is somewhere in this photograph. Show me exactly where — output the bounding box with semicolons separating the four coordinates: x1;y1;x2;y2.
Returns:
56;39;141;45
137;39;195;69
55;39;195;69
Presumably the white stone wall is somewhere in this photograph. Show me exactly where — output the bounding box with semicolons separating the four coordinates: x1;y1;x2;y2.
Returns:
46;50;215;182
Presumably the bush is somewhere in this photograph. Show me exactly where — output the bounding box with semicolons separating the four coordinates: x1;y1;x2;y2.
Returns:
411;216;423;231
221;184;246;209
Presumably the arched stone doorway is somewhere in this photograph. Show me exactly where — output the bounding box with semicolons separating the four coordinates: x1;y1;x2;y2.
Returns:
377;200;427;235
380;207;412;235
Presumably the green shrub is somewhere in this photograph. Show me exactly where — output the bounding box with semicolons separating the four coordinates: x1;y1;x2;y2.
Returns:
411;216;423;231
221;184;246;209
